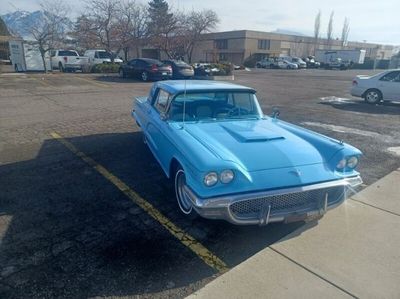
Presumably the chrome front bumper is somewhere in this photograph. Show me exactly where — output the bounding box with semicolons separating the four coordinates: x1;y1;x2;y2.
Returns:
183;176;363;225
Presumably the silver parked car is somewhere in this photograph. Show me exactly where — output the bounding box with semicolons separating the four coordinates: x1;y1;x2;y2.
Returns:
351;69;400;104
162;60;194;79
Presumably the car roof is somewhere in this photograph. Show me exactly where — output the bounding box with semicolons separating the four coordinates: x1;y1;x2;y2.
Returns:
137;58;162;63
155;80;256;94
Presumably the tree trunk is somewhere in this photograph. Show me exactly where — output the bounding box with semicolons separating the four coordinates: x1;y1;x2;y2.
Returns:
40;48;47;73
124;47;129;61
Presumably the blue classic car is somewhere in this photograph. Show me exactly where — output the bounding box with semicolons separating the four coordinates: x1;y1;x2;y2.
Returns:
132;80;362;225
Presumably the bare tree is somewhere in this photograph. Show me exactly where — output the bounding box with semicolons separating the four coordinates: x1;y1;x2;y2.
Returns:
115;0;148;61
341;17;350;48
72;14;99;50
27;0;70;72
83;0;120;58
327;11;334;49
180;10;219;63
313;10;321;54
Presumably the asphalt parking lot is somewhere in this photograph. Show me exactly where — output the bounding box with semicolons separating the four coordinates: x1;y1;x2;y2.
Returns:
0;69;399;298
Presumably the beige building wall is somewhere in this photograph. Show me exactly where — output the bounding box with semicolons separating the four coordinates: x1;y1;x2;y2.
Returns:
136;30;396;65
190;30;396;64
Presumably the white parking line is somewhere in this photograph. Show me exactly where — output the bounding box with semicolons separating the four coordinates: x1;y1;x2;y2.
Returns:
319;96;357;104
301;122;395;143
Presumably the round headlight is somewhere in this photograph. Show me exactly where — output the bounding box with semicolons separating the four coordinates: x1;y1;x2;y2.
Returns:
220;170;234;184
347;156;359;168
336;158;347;169
204;172;218;186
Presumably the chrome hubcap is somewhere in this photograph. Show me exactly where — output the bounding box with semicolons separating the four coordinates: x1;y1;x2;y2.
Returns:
175;169;192;214
366;92;378;102
142;72;147;81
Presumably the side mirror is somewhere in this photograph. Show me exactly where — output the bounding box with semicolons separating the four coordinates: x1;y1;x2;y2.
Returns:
271;107;280;119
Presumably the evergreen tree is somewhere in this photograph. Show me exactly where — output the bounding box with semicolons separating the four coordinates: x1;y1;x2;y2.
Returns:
147;0;174;36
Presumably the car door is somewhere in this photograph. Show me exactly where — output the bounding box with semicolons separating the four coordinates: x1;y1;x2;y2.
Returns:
125;59;137;76
134;60;147;77
145;88;173;170
377;71;400;100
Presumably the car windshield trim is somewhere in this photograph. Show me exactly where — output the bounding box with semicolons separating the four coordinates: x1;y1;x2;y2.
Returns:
167;91;263;122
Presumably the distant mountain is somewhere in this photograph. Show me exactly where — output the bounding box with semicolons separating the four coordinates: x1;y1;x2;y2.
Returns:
272;29;308;37
1;10;73;38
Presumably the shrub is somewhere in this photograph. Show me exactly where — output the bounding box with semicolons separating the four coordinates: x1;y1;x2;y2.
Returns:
91;63;120;73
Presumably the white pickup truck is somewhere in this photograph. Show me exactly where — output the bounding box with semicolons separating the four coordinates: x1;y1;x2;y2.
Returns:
50;50;89;72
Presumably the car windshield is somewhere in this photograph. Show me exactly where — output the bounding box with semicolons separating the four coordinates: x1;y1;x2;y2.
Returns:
59;50;77;56
97;51;111;58
168;91;262;122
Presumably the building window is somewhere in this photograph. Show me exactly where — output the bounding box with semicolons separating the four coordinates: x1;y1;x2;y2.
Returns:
258;39;270;50
215;39;228;49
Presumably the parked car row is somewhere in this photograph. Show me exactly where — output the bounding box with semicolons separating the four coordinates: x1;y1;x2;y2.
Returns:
256;56;307;69
119;58;194;81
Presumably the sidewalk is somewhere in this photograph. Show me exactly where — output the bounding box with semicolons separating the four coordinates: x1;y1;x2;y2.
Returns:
188;169;400;299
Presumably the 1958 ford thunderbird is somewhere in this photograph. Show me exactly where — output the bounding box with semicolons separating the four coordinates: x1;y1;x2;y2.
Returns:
132;80;362;225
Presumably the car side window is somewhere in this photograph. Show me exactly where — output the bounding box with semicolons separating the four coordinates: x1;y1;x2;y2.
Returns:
128;60;136;66
137;60;146;67
154;89;171;113
148;85;157;103
380;71;400;82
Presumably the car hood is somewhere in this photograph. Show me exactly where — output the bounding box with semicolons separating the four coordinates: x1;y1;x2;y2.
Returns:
182;119;338;171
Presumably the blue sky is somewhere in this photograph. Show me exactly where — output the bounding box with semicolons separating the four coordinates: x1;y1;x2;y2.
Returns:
1;0;399;45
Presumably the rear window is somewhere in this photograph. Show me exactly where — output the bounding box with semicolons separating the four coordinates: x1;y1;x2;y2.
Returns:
174;60;189;67
380;71;400;82
59;50;77;56
143;59;163;66
97;51;111;59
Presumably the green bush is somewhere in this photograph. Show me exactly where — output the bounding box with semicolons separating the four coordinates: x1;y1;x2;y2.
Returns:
214;62;233;75
91;63;120;73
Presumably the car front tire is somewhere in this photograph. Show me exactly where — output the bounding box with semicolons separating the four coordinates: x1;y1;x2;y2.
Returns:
364;89;382;104
174;166;197;218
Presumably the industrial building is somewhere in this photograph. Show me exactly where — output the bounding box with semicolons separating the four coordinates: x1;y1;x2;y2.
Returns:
187;30;397;65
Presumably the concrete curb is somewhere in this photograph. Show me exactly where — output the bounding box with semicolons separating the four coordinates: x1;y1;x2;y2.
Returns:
187;170;400;299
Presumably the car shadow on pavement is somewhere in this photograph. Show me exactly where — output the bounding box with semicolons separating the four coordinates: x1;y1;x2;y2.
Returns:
94;75;148;84
319;100;400;115
0;132;306;298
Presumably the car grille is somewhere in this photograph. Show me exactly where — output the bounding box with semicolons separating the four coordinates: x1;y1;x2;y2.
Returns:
229;186;345;219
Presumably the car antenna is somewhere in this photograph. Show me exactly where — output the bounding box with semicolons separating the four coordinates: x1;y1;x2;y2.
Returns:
182;79;187;129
